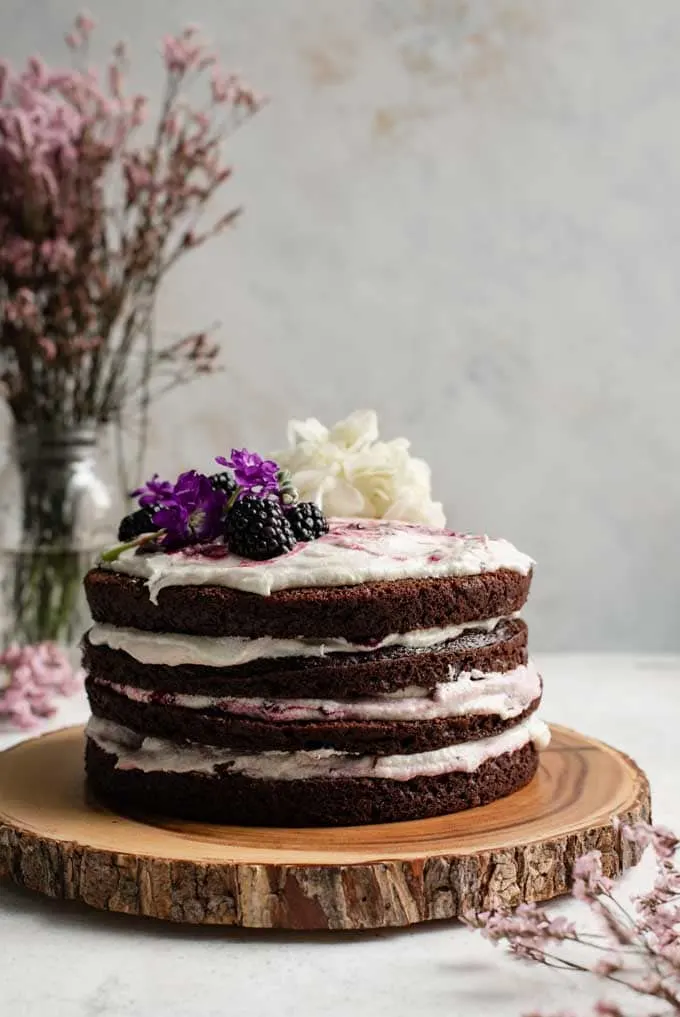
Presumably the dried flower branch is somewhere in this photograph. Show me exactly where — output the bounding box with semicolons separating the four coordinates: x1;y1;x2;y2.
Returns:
0;13;263;444
465;822;680;1017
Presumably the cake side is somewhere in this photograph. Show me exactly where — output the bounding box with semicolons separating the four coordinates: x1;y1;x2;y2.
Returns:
83;614;540;756
86;736;540;827
84;566;532;641
82;617;529;696
86;675;540;756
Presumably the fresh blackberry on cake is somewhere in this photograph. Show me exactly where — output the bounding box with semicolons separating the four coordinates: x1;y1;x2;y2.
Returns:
225;495;296;560
209;471;237;499
285;501;329;542
117;507;158;542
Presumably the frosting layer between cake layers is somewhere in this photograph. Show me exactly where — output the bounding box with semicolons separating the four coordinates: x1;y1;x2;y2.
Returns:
87;713;550;781
83;616;534;749
87;615;514;666
89;660;541;723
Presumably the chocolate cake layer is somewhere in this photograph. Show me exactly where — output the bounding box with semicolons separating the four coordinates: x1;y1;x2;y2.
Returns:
82;618;528;699
86;674;541;753
85;737;539;827
85;567;532;642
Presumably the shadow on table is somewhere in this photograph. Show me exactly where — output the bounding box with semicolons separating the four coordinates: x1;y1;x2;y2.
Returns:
0;878;464;945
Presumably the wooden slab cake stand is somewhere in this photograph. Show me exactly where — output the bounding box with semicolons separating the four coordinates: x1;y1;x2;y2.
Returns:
0;724;650;931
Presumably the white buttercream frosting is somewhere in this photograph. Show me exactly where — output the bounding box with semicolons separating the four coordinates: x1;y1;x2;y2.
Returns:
94;661;541;723
87;615;515;667
86;713;550;781
101;518;534;601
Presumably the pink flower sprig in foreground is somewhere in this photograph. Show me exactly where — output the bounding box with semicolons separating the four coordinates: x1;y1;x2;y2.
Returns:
465;822;680;1017
0;643;83;729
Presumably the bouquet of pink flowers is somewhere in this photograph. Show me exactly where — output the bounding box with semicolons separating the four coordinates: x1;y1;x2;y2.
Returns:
0;13;261;453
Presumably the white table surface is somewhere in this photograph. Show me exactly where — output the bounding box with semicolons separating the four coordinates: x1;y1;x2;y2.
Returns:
1;653;678;1017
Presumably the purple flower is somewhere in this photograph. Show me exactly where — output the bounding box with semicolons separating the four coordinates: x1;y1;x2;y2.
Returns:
132;473;174;508
152;470;225;547
216;448;279;498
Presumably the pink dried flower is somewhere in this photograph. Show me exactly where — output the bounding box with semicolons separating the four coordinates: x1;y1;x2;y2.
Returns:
75;13;96;38
40;238;75;272
162;35;199;74
0;15;260;436
37;337;57;360
573;851;613;891
465;903;577;951
124;159;151;193
26;56;47;88
68;335;102;355
572;850;614;902
108;63;123;100
623;821;679;861
592;956;622;977
632;973;664;994
0;643;83;729
5;288;39;328
0;237;34;276
161;112;179;137
468;821;680;1016
210;69;229;104
130;94;147;126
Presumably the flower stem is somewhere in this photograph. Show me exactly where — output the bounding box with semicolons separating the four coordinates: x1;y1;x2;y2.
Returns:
225;487;241;513
100;530;163;562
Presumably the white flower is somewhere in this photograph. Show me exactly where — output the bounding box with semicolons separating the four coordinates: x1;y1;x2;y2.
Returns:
273;410;446;527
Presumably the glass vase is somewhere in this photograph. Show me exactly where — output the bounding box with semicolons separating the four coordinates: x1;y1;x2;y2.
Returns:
0;424;119;648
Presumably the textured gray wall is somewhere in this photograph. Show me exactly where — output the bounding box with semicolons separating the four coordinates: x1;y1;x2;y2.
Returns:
2;0;680;650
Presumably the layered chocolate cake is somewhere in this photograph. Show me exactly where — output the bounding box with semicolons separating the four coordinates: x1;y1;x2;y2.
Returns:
83;450;549;826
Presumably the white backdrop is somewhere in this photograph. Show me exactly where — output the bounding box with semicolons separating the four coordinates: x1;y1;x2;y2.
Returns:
2;0;680;650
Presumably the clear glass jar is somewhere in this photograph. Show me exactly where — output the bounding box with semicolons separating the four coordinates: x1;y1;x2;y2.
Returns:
0;424;119;647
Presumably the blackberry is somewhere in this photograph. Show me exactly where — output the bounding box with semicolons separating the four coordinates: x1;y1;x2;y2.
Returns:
210;471;237;499
225;495;296;560
118;506;158;542
285;501;329;542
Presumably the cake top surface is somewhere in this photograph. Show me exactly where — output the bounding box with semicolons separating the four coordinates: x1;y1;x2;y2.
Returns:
102;416;533;600
101;518;534;600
